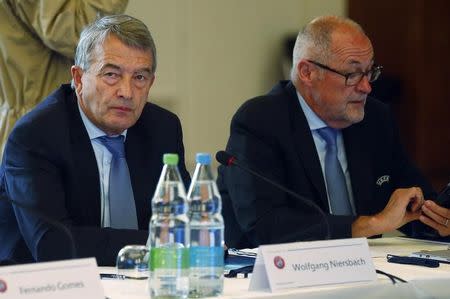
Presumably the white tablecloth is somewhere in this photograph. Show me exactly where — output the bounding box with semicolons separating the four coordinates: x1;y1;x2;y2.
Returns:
100;237;450;299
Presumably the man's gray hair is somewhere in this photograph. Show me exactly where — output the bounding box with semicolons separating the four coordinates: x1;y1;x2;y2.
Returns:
290;16;365;81
74;14;157;80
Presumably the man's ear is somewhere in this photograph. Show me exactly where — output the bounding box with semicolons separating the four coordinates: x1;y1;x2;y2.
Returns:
297;60;314;86
71;66;83;95
149;73;156;89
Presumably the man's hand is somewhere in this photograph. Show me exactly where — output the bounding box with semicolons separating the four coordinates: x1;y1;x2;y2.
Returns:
352;187;424;237
420;200;450;237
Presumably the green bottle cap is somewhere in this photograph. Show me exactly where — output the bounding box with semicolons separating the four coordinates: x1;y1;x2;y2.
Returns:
163;153;179;165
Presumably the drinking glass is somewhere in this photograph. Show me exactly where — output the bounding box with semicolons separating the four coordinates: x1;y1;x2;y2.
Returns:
116;245;149;280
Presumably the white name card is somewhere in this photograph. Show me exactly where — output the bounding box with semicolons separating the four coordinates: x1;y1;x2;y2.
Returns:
249;238;376;292
0;258;104;299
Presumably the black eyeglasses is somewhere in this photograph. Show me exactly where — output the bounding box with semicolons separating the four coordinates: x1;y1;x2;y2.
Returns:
307;59;383;86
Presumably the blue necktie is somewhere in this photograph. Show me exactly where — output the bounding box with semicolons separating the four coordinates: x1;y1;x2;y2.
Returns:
97;135;138;229
317;127;352;215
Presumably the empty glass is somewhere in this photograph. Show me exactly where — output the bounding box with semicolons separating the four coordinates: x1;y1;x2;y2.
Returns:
116;245;149;280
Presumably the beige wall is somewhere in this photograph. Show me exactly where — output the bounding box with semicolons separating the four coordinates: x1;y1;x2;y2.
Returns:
126;0;346;172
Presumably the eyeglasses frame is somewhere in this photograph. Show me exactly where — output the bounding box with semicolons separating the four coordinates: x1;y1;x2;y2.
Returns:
306;59;383;86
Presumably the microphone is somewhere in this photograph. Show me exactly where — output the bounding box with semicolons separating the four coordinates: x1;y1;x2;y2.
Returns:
0;194;77;261
216;150;330;240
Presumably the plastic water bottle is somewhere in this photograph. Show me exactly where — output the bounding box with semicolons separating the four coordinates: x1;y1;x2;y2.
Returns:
149;153;190;299
187;153;224;297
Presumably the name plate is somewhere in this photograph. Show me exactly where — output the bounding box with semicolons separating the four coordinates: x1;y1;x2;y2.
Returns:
0;258;104;298
249;238;376;292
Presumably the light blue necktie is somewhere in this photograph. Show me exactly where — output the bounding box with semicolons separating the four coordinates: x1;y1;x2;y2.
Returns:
317;127;352;215
97;135;138;229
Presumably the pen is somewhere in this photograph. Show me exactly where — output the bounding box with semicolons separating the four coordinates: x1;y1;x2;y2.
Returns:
100;273;126;280
100;273;148;280
386;254;440;268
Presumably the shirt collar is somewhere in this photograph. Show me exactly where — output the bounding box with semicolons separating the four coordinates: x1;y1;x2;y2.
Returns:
77;100;127;140
296;90;327;131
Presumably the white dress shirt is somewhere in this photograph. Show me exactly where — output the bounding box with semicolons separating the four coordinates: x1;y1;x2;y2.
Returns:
296;91;356;214
77;101;127;227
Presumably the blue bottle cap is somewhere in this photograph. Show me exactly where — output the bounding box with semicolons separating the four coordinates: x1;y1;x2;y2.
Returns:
196;153;211;164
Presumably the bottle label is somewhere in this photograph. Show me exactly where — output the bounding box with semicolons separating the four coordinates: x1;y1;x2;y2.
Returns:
190;246;224;267
150;247;189;270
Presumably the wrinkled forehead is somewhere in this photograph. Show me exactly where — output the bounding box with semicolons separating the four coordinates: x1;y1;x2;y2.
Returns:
330;28;374;66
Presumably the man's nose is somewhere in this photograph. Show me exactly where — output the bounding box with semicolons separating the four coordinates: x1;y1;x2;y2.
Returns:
117;77;133;99
356;75;372;94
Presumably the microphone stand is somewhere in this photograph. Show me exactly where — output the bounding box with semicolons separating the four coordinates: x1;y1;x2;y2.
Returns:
216;151;331;240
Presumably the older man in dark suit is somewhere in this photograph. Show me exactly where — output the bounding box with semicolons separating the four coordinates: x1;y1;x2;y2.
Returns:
0;15;189;265
218;15;450;249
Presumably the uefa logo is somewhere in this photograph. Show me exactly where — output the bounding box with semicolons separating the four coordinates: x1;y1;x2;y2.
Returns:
0;279;7;293
273;256;285;269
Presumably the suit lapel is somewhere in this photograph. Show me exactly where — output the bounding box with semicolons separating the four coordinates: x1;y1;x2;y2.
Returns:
126;118;154;229
286;84;329;210
343;123;374;214
66;93;102;225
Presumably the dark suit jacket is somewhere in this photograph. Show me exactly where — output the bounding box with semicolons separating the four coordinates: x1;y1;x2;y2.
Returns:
0;84;190;265
217;81;435;249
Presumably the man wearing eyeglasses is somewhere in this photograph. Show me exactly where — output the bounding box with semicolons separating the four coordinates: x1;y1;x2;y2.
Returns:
217;15;443;249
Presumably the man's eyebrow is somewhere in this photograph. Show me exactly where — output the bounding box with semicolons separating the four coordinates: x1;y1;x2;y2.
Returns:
348;57;374;65
135;67;153;74
347;59;374;71
99;63;121;72
99;64;153;75
348;60;372;65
